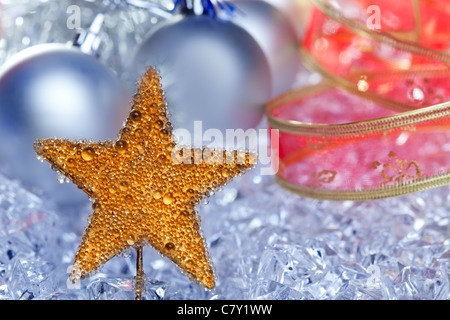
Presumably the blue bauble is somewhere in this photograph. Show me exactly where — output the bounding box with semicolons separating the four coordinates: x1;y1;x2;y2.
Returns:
0;44;127;206
130;13;271;145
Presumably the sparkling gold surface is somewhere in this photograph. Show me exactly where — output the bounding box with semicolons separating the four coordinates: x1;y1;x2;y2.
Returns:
34;67;256;289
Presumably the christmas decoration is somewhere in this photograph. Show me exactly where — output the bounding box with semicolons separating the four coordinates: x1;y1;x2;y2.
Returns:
0;13;127;206
34;67;256;297
130;0;272;138
267;80;450;200
0;0;448;302
0;164;449;300
301;0;450;100
265;0;313;40
267;0;450;200
229;0;301;97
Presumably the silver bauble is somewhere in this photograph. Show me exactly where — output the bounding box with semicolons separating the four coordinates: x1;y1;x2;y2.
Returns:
130;13;271;145
265;0;311;40
0;44;127;206
230;0;302;97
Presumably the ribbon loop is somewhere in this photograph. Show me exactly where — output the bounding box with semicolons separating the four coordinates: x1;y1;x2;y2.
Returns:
267;0;450;200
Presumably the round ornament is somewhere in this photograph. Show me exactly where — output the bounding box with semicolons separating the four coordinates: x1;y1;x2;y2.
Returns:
229;0;301;97
0;35;126;206
130;2;271;145
264;0;312;40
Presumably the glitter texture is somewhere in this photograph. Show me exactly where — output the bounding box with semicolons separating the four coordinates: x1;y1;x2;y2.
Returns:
33;67;256;289
0;167;448;299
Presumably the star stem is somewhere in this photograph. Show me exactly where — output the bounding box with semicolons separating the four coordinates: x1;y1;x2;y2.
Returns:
135;245;145;300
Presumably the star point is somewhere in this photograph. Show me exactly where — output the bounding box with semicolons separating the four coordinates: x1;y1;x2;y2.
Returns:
34;67;256;289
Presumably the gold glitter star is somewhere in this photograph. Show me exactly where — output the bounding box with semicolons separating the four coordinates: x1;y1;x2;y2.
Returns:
34;67;256;289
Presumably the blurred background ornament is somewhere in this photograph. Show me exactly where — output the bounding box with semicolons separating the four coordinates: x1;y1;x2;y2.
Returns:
0;0;169;75
129;0;272;146
229;0;301;97
0;13;127;207
265;0;313;40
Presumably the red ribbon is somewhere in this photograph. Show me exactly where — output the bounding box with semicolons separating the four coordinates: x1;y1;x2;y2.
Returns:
267;0;450;200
